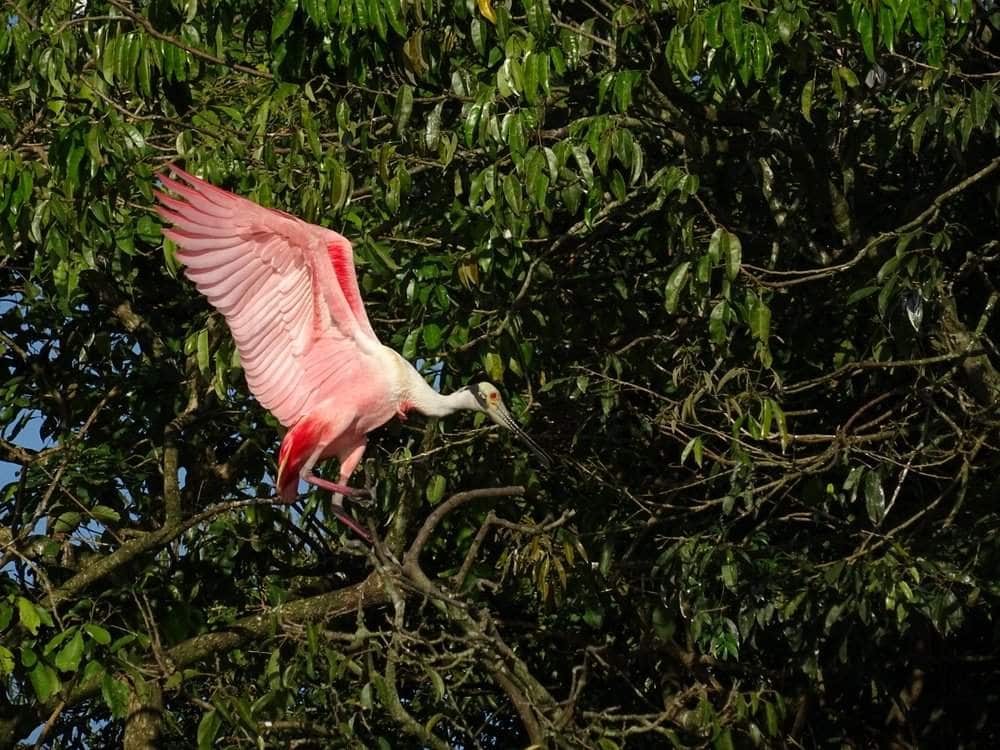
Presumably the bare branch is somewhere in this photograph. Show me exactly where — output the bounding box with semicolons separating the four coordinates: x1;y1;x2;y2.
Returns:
404;486;525;565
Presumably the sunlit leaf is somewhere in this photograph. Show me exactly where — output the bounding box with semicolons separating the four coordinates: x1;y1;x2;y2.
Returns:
864;471;886;525
664;261;690;313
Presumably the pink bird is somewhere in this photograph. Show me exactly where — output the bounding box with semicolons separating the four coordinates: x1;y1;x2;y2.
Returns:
154;166;549;538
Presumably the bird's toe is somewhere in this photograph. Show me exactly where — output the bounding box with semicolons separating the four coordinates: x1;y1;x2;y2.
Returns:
350;486;376;507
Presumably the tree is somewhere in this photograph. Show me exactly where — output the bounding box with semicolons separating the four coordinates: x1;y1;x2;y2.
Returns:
1;0;998;746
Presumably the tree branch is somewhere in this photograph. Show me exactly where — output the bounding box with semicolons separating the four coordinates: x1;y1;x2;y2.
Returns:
404;486;525;564
45;497;284;608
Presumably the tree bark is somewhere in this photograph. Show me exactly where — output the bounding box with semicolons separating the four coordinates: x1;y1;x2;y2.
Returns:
124;682;163;750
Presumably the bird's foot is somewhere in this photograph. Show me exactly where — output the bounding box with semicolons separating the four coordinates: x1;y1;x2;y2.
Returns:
348;484;376;508
302;475;376;542
305;473;368;497
330;507;371;543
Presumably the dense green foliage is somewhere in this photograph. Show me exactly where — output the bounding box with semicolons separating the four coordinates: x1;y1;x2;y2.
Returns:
2;0;999;746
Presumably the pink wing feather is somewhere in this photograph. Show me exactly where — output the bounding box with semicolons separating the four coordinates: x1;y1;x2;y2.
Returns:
155;166;383;427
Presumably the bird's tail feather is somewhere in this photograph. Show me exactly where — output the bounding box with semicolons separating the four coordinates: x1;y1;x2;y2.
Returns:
276;416;322;501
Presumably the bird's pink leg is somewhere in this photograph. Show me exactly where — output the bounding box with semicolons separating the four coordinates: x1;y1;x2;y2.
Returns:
303;439;370;540
335;440;368;493
299;474;369;541
301;439;368;498
302;474;364;496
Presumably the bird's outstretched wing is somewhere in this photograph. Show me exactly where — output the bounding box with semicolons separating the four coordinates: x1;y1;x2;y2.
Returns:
155;165;382;427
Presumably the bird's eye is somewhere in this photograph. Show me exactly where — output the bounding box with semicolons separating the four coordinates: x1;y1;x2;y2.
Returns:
489;392;499;403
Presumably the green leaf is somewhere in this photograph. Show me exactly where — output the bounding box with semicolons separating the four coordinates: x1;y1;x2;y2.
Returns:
760;397;773;438
471;17;487;55
703;4;723;46
394;84;414;136
54;511;82;533
84;623;112;645
844;466;864;493
723;230;742;281
596;129;612;176
910;0;927;35
864;471;886;525
525;0;550;36
878;2;895;52
713;727;735;750
910;109;928;155
749;295;771;343
368;0;387;39
527;151;550;207
497;59;515;97
121;123;145;151
421;323;442;349
54;630;85;673
971;84;991;129
502;172;523;213
304;0;328;26
846;286;878;305
17;597;41;635
330;165;352;212
401;329;419;360
776;10;797;42
102;674;129;718
750;23;771;79
610;170;626;202
764;700;779;735
101;36;117;83
425;101;443;152
709;300;729;344
722;0;744;61
359;681;374;709
824;602;843;631
664;261;690;313
523;51;539;104
196;328;209;374
484;351;504;380
630;141;644;184
91;505;120;523
301;102;322;160
801;79;814;123
536;51;551;97
426;666;446;699
707;227;723;262
681;436;703;467
769;398;789;451
857;6;875;62
0;647;13;675
571;144;593;188
197;709;222;750
44;629;72;656
29;663;60;702
838;65;860;88
463;99;485;147
272;0;299;40
721;563;737;589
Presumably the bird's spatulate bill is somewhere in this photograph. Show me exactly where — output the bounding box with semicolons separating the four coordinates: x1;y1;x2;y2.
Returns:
512;422;552;468
489;402;552;468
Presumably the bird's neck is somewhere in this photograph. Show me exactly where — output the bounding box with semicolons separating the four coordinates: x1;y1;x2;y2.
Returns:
404;367;478;417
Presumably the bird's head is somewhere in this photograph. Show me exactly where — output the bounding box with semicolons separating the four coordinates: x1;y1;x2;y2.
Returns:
465;382;551;467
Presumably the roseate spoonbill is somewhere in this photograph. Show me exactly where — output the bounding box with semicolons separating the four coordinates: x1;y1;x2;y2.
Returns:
154;166;549;538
